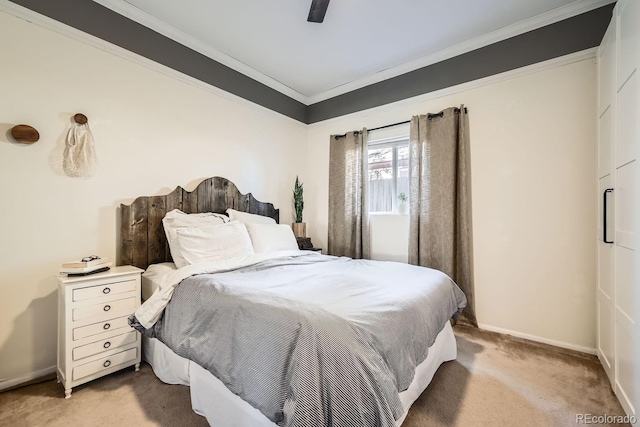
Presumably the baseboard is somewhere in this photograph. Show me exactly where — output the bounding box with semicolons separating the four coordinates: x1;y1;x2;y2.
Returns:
0;366;56;392
477;324;597;355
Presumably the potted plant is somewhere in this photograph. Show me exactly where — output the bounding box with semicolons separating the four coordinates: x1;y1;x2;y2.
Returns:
292;176;306;238
397;192;408;214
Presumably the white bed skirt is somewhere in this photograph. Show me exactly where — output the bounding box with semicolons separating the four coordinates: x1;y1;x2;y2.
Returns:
143;321;457;426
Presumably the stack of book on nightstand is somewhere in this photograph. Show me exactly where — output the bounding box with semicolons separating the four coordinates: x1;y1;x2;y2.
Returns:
60;256;112;276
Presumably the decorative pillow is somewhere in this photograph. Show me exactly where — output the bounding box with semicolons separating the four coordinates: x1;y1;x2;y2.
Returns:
245;223;300;253
226;208;276;224
163;209;229;260
169;221;255;268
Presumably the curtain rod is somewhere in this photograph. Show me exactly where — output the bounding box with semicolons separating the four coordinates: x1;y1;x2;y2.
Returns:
368;120;410;133
333;107;468;139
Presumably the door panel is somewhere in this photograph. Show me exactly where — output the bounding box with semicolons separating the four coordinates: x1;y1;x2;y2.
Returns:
616;161;635;250
615;315;637;416
599;19;616;116
599;106;614;179
616;246;635;321
598;174;615;385
598;299;615;384
616;72;638;168
617;0;640;89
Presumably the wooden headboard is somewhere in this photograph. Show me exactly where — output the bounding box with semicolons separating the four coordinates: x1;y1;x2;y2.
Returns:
119;176;279;270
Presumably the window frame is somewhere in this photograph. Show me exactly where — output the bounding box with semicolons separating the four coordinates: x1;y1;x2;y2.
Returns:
367;135;410;214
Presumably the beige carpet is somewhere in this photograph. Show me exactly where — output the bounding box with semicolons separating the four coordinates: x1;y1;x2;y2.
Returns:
0;326;629;427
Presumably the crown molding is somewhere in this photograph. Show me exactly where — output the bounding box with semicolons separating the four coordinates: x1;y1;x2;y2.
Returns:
0;0;308;127
307;0;615;104
92;0;308;104
308;48;598;128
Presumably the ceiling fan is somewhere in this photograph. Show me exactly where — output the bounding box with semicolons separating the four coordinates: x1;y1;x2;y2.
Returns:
307;0;330;23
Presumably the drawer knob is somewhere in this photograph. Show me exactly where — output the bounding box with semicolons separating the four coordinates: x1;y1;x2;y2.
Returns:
103;287;111;294
103;305;111;312
103;323;110;330
103;360;111;368
103;341;111;349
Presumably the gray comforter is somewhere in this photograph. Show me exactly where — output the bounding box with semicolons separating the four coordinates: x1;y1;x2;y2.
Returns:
133;253;466;427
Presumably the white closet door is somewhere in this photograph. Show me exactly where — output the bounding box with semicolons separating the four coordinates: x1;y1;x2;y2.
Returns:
597;18;616;387
614;0;638;416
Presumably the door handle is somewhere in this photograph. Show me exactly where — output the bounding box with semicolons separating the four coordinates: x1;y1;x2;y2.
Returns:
603;188;614;244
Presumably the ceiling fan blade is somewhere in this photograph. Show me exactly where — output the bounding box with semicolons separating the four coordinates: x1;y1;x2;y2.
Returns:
307;0;330;23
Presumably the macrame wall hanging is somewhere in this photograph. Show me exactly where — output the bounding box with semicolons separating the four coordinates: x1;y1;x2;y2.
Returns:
63;113;97;178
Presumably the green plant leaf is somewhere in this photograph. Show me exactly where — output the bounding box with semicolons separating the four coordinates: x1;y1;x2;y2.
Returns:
293;176;304;223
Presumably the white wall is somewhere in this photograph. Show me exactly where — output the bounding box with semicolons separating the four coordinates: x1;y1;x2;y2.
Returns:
369;214;410;262
306;56;598;352
0;11;306;386
0;5;600;386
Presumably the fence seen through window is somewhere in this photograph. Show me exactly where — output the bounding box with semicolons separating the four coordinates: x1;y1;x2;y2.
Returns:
368;137;409;213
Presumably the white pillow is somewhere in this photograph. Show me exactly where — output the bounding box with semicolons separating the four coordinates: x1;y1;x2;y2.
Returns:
169;222;255;268
163;209;229;231
163;209;229;259
142;262;176;300
245;223;300;253
226;208;276;224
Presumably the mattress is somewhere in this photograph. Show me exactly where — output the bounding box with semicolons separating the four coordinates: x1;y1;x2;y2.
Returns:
143;321;457;426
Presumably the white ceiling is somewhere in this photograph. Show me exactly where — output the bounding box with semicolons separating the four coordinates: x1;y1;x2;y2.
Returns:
96;0;613;104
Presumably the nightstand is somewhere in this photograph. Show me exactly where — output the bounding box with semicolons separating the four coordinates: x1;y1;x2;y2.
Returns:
57;265;143;398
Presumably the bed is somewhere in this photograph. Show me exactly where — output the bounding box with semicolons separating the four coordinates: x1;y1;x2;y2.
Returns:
119;177;466;427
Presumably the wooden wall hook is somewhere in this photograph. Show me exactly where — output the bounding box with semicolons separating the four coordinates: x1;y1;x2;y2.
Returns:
11;124;40;144
74;113;88;125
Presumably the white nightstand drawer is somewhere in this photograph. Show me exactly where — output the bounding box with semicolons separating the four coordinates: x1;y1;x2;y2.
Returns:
73;297;136;322
73;315;131;341
73;331;137;361
73;279;136;302
72;347;138;381
73;315;130;341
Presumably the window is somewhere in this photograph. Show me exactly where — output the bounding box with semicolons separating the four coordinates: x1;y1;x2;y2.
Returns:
367;136;409;213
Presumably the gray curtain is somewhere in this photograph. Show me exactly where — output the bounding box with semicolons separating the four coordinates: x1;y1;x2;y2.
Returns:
328;129;370;259
408;106;477;326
